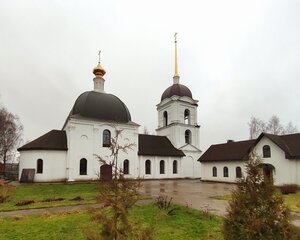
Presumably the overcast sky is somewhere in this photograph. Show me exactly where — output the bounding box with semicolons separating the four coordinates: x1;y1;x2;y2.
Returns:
1;0;300;151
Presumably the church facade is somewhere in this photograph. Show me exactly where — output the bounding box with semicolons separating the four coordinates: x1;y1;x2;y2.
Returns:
18;41;202;182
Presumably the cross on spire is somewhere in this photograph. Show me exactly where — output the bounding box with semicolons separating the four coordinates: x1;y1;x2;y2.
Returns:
173;33;180;84
98;50;101;64
174;33;179;78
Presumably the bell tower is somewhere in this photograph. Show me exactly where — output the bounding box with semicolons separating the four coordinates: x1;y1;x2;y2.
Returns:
156;33;200;150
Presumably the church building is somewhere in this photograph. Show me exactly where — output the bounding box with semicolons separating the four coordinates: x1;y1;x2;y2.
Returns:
18;37;202;182
199;132;300;185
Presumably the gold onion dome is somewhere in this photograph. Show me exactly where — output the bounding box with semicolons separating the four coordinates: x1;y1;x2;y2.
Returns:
93;63;106;78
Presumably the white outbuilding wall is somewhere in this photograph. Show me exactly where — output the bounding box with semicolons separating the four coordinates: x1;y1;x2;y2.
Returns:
18;150;67;182
201;161;246;183
254;137;300;185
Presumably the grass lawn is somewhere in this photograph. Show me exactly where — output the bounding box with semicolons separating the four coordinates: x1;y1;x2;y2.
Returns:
0;204;224;240
212;191;300;213
283;192;300;213
0;183;99;211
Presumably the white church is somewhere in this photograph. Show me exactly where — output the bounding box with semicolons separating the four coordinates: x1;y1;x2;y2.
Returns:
18;39;202;182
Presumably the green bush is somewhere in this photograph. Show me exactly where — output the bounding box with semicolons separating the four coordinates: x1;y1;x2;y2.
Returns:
223;152;292;240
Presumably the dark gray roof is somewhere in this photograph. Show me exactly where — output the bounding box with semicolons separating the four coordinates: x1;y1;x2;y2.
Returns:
199;139;255;162
161;84;193;101
70;91;131;123
138;134;185;157
18;130;67;151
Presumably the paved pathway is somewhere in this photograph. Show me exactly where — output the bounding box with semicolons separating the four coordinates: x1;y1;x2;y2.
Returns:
1;179;299;227
139;179;300;227
139;179;233;216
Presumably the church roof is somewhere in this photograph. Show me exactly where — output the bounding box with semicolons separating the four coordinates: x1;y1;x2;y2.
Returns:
69;91;132;123
18;130;68;151
199;132;300;162
138;134;185;157
161;84;193;101
199;139;255;162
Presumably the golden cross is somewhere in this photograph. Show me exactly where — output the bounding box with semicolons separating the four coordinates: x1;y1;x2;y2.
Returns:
98;50;101;64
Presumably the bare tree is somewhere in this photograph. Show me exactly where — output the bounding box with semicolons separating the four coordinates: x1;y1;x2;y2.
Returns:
248;115;297;139
266;115;284;135
248;116;266;139
0;107;23;177
83;127;152;240
143;126;149;135
284;122;298;134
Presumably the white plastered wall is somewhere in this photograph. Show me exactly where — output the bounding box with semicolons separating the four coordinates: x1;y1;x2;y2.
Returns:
156;97;199;149
64;118;139;181
18;150;67;182
138;155;182;179
254;137;300;185
201;160;246;183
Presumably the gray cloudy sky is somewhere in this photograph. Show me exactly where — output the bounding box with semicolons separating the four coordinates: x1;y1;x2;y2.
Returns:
1;0;300;151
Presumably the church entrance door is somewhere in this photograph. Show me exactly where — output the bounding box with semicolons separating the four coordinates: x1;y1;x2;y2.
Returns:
260;163;275;182
100;164;112;180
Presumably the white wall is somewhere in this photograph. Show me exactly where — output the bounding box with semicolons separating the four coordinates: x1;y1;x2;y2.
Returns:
156;96;200;150
201;161;245;183
179;148;202;178
64;117;139;181
254;137;300;185
138;155;182;179
19;150;67;182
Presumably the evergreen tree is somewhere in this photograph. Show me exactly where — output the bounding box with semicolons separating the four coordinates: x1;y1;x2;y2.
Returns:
223;152;292;240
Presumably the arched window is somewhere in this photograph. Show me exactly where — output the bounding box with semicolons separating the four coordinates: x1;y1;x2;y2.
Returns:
184;109;190;124
160;160;165;174
37;159;43;174
185;130;191;144
263;145;271;158
223;167;229;177
123;159;129;174
103;129;111;147
212;167;217;177
80;158;87;175
163;111;168;126
145;160;151;174
236;167;242;178
173;160;178;174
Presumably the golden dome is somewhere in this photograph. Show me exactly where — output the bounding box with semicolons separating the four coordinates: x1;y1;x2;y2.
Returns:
93;63;106;78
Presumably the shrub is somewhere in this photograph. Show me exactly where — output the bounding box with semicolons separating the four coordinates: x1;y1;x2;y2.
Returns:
223;151;292;240
278;184;299;195
0;180;12;203
0;186;11;203
155;195;177;216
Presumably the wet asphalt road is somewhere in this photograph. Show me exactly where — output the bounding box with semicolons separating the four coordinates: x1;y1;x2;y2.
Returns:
139;179;235;216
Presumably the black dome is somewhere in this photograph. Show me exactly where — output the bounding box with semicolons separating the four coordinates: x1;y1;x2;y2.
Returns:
161;84;193;101
70;91;131;123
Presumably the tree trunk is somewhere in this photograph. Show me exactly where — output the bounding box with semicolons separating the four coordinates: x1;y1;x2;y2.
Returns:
3;150;7;178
